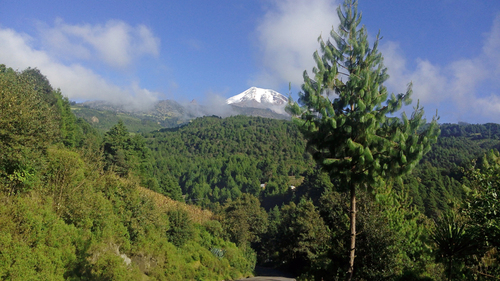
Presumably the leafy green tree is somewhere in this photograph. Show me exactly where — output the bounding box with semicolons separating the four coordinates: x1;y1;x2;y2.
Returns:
287;1;439;278
456;150;500;278
102;120;139;176
19;67;57;106
257;205;282;263
156;173;183;201
54;90;81;147
18;67;86;148
103;121;131;177
222;193;268;248
0;65;59;192
166;209;194;247
466;150;500;247
274;199;329;275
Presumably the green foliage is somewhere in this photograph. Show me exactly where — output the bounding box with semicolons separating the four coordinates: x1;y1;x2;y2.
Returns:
0;195;77;280
44;145;86;211
6;57;500;281
167;209;194;247
394;123;500;218
157;173;183;201
19;67;57;106
18;67;88;149
0;64;255;280
316;190;434;280
440;123;500;139
54;90;81;147
101;120;169;199
141;113;500;221
222;193;269;248
144;115;314;206
431;210;479;281
102;120;132;176
289;0;439;195
455;150;500;278
272;199;330;275
0;147;254;280
463;150;500;246
0;65;101;195
0;65;59;192
287;1;439;278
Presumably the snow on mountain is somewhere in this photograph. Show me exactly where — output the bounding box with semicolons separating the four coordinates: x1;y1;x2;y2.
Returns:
226;87;288;105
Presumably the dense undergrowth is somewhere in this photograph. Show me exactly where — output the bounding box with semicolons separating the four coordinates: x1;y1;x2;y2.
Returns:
0;64;254;280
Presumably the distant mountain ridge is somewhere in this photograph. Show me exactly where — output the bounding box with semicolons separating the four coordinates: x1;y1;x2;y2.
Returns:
72;99;192;133
72;87;290;132
78;99;188;118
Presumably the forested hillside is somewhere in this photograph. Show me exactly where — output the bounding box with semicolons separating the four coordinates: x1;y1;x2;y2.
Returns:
141;115;500;217
70;104;164;134
143;116;314;208
405;123;500;217
71;99;192;133
0;64;256;280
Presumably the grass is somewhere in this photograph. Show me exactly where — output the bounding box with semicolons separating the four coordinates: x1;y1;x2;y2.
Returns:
138;186;213;225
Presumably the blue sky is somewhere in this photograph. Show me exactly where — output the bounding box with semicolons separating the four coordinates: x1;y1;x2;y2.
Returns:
1;0;499;123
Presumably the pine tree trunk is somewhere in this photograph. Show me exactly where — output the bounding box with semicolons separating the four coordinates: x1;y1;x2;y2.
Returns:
347;183;356;281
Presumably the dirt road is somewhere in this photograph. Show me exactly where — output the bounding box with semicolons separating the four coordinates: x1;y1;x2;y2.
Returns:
237;267;296;281
238;277;295;281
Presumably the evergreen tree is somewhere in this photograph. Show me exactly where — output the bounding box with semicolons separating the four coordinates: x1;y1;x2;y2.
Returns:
54;90;81;148
102;120;131;176
287;1;439;279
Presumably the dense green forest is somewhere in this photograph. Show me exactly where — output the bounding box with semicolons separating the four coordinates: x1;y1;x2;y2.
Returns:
0;64;256;280
143;116;315;208
4;0;500;279
404;123;500;217
141;114;500;217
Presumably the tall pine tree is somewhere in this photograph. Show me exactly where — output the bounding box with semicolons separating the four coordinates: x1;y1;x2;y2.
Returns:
287;1;440;279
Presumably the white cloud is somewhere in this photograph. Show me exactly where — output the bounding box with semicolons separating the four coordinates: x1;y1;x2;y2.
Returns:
381;42;448;104
483;15;500;76
448;58;486;107
38;19;160;68
253;0;341;88
0;24;161;110
254;1;500;123
183;93;238;118
378;14;500;123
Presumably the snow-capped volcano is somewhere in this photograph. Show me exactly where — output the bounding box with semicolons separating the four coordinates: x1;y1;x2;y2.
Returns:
226;87;288;105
